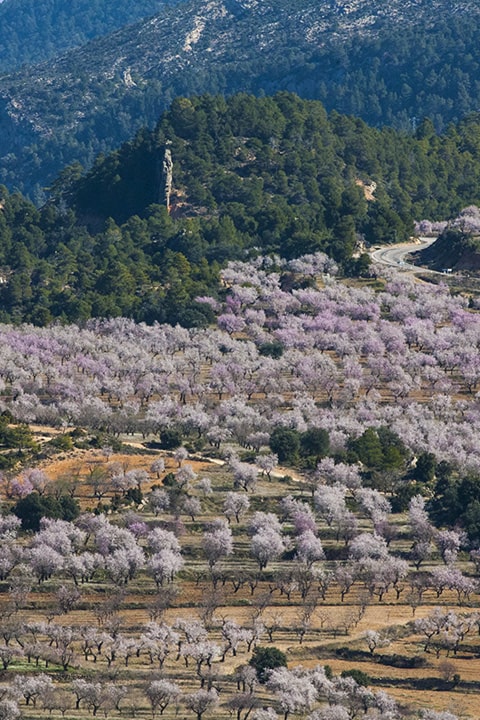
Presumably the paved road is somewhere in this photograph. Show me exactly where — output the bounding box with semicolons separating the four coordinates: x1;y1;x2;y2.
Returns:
369;236;437;272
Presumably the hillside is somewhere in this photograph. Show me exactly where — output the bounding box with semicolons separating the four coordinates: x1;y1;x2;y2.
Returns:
5;93;480;325
418;231;480;273
2;0;480;198
0;0;183;72
414;207;480;272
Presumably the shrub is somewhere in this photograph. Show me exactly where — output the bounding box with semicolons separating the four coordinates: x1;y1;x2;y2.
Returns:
341;669;370;686
48;434;74;451
126;487;143;504
258;341;284;358
249;646;287;683
300;428;330;459
269;427;300;465
162;472;178;487
13;492;80;531
160;428;183;449
239;450;256;463
379;653;427;669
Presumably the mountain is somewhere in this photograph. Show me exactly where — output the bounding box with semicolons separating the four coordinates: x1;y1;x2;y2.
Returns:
0;0;183;72
1;0;480;198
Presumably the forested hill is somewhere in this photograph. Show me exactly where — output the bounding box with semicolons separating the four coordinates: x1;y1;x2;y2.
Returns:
0;0;182;72
68;93;480;230
2;0;480;199
1;93;480;327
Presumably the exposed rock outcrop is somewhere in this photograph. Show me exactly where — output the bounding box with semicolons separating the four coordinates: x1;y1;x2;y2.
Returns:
162;145;173;212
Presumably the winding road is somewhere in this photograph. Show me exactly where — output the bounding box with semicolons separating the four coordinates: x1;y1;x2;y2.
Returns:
369;236;437;272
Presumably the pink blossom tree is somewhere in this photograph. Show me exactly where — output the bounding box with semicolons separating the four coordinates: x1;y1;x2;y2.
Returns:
224;492;250;523
203;520;234;569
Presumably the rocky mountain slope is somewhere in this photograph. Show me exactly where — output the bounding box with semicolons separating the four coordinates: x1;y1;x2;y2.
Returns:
1;0;480;199
0;0;182;71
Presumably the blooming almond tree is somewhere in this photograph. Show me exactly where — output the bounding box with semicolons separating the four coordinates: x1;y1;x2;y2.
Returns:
435;529;466;565
203;520;234;569
28;545;64;583
231;460;259;492
150;458;165;478
314;485;347;527
147;550;184;588
182;496;202;521
183;689;219;720
147;528;181;554
295;530;325;568
145;680;180;717
249;512;283;536
363;629;390;655
256;453;278;480
251;709;278;720
267;667;318;720
0;699;21;720
224;492;250;524
149;489;170;516
104;545;145;585
307;708;349;720
251;528;286;570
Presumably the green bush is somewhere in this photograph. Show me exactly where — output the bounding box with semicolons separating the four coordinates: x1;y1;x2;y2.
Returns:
269;427;300;465
348;426;409;471
13;492;80;531
249;646;287;683
48;434;74;451
258;341;284;358
160;428;183;449
341;668;370;686
162;472;178;487
125;487;143;504
300;428;330;457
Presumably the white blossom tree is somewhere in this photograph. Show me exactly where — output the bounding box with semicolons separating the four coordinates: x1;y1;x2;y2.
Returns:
145;680;180;717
